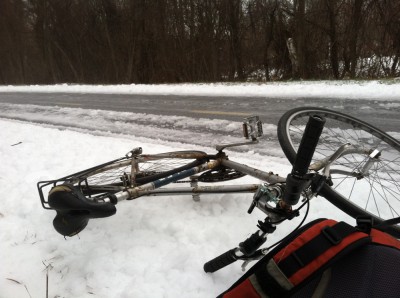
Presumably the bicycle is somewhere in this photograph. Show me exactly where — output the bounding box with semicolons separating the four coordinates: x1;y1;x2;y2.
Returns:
37;107;400;273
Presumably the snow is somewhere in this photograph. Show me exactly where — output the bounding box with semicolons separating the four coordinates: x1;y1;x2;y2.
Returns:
1;80;400;101
0;119;354;297
0;103;280;157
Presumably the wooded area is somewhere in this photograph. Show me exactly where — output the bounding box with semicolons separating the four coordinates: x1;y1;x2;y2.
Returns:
1;0;399;84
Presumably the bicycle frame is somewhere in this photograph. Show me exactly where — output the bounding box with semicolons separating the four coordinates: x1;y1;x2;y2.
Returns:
38;141;380;212
110;141;379;203
110;156;286;203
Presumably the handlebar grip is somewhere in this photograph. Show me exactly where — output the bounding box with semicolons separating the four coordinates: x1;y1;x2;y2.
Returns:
283;115;325;205
204;249;238;273
292;115;326;176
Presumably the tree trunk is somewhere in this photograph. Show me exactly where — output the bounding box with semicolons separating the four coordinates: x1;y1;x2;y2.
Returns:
391;54;399;76
294;0;306;79
326;0;339;79
287;38;299;76
227;0;244;80
349;0;363;78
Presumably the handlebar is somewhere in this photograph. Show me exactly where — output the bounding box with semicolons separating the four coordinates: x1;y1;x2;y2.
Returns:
48;184;117;236
204;249;238;273
283;115;326;205
204;225;269;273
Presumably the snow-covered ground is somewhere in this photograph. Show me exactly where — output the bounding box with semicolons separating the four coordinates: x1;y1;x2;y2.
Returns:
0;81;399;297
0;119;356;298
1;80;400;100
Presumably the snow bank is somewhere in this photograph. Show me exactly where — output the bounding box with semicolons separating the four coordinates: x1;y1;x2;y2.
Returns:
0;103;280;157
1;80;400;100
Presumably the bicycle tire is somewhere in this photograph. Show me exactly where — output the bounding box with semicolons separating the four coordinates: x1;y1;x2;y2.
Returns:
71;151;210;197
277;107;400;237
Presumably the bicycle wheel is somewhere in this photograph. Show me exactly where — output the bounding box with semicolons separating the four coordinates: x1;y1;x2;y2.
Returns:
278;107;400;235
70;151;209;197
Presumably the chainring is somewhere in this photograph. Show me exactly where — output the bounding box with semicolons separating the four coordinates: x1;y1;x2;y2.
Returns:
198;166;246;182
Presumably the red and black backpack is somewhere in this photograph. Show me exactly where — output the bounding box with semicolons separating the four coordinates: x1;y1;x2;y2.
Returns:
219;218;400;298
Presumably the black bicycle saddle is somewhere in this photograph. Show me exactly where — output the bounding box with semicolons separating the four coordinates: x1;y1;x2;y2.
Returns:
48;184;116;236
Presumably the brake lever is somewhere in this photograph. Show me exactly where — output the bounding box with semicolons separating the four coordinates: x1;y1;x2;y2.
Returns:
240;254;263;271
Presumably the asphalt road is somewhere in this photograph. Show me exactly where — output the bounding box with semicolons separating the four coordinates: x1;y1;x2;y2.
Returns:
0;92;399;132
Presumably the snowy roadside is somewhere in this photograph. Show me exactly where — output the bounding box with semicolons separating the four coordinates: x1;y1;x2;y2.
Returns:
0;119;354;298
0;103;282;157
1;80;400;101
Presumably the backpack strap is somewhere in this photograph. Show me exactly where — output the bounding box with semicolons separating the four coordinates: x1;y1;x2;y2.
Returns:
221;219;370;298
370;228;400;250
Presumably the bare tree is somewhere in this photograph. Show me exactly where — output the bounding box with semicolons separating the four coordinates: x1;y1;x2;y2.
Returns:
0;0;398;84
326;0;339;78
